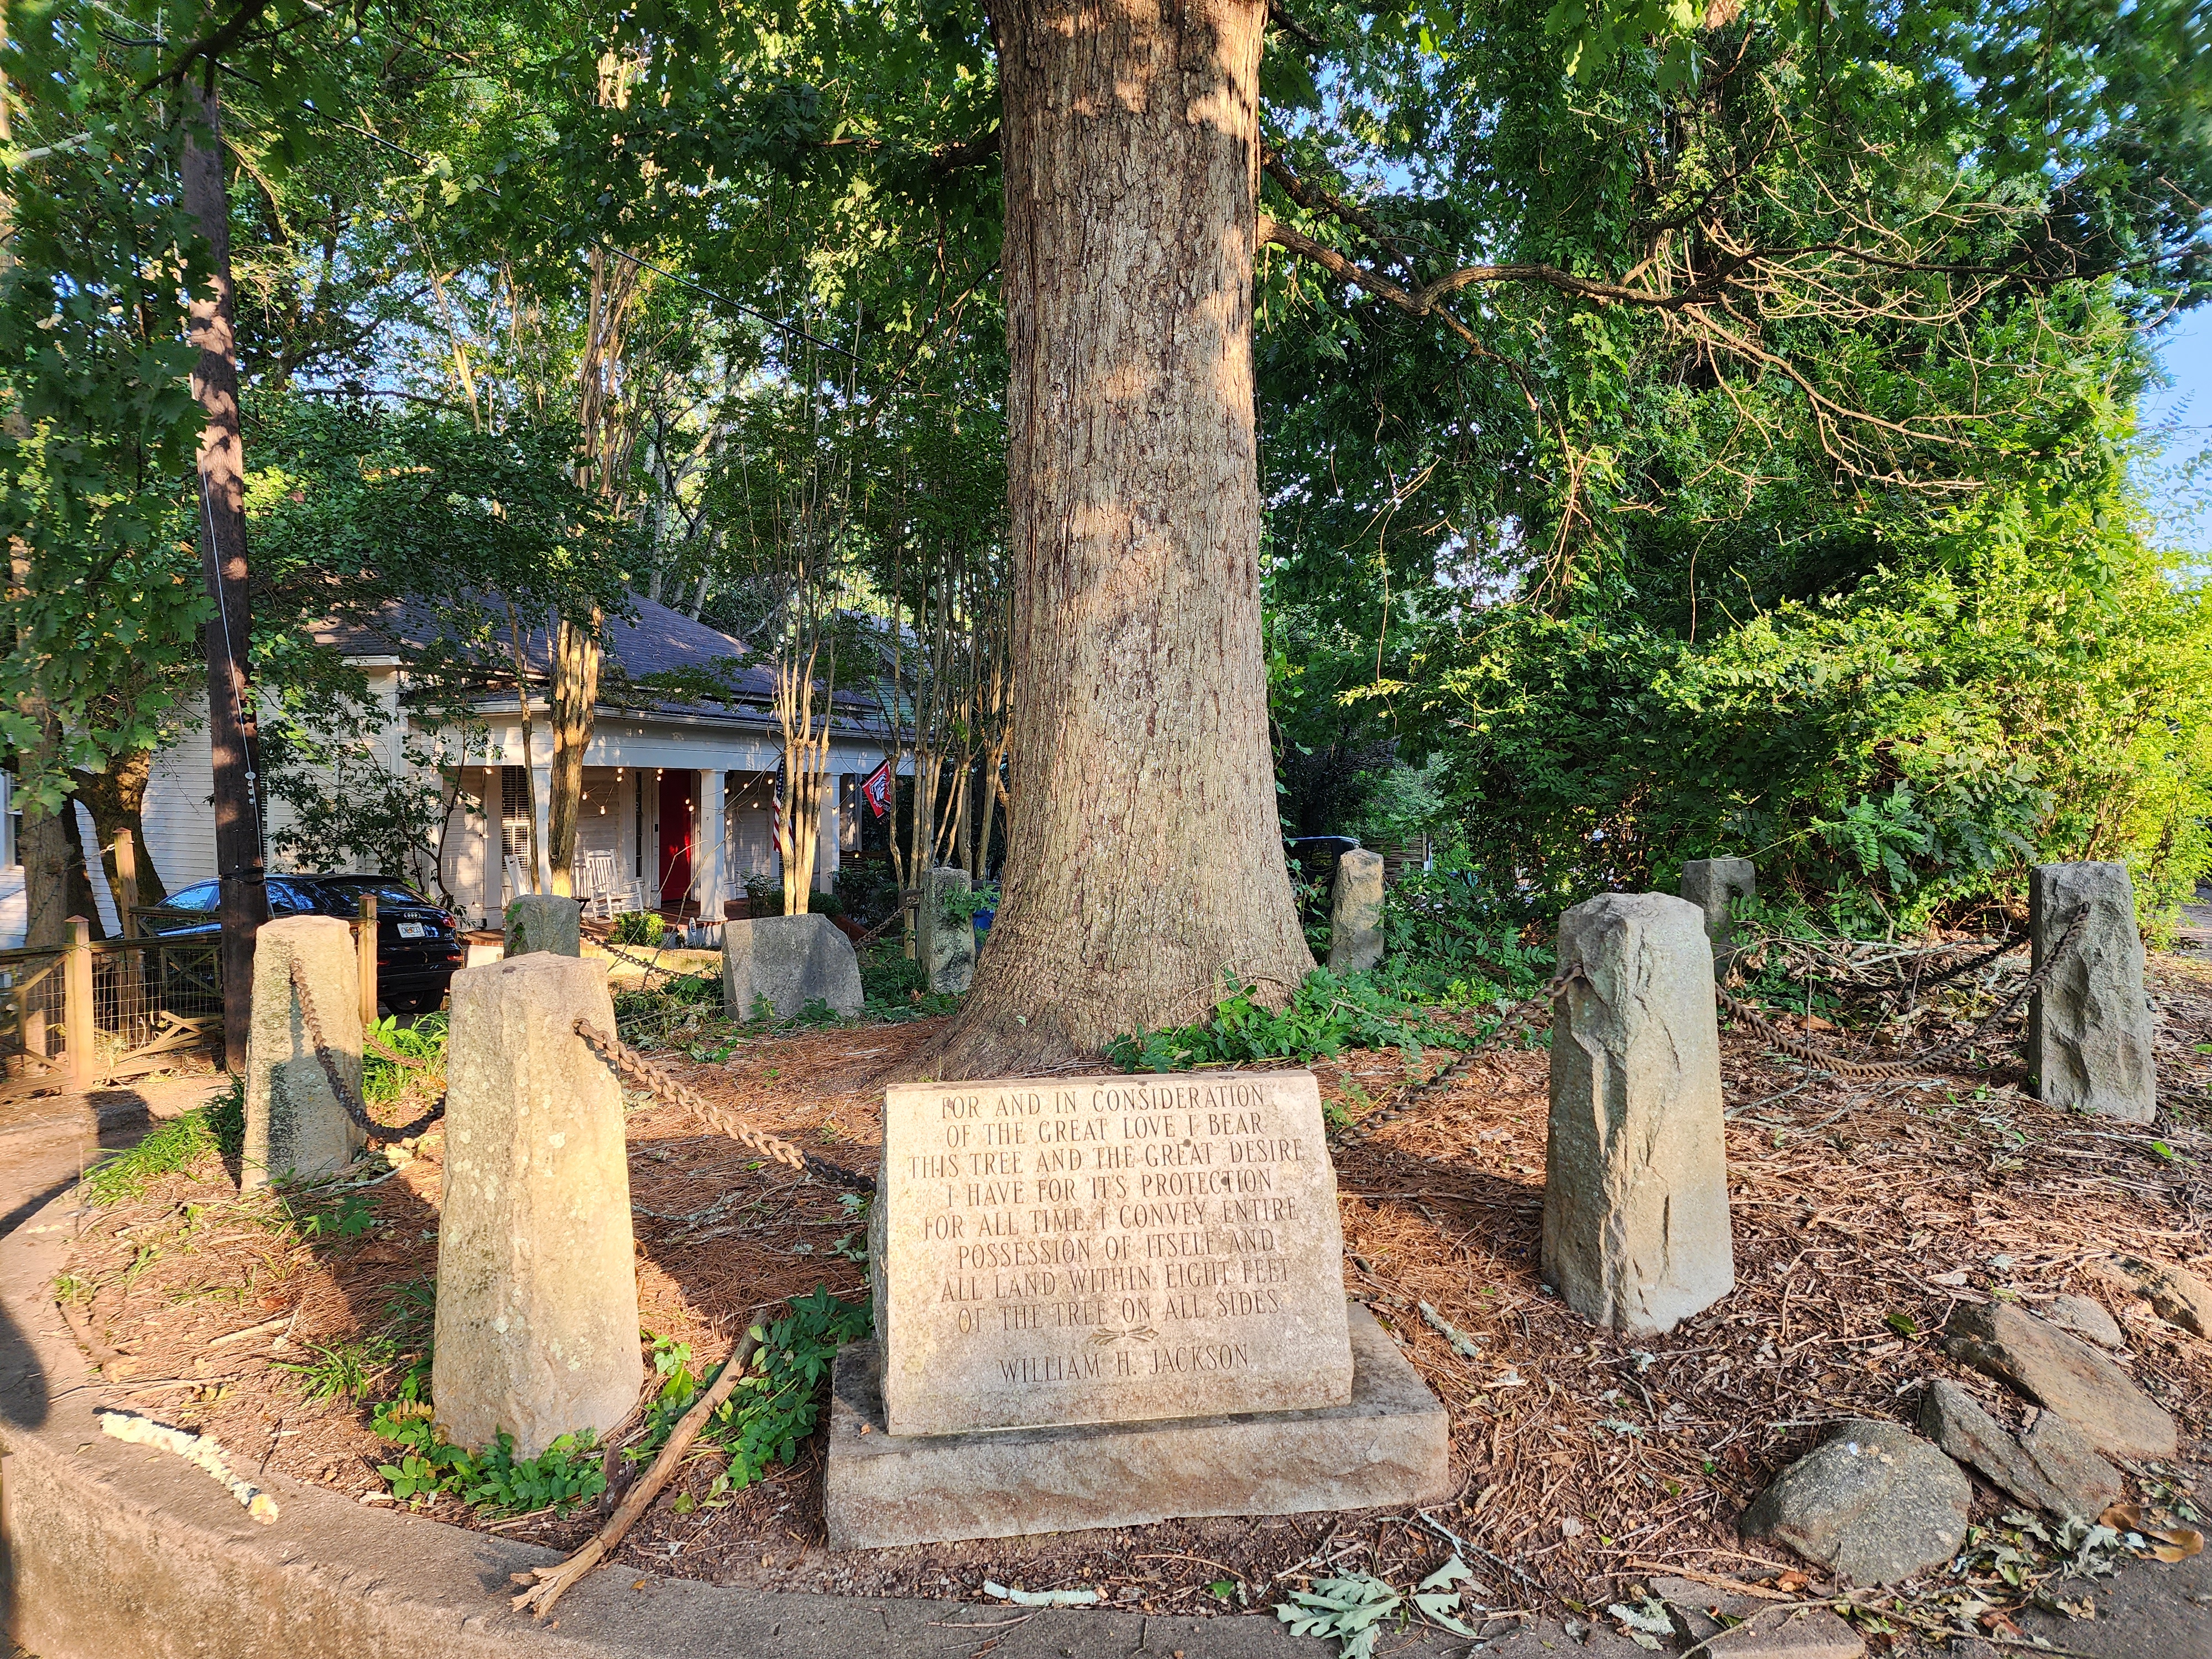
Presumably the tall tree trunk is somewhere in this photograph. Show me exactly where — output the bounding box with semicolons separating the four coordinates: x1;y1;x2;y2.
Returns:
925;0;1310;1074
72;752;169;912
182;71;269;1073
547;610;600;898
0;9;70;964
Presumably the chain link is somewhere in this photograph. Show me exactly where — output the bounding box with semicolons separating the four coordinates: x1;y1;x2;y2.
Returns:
571;1019;875;1192
1329;959;1590;1146
287;959;446;1142
363;1026;430;1069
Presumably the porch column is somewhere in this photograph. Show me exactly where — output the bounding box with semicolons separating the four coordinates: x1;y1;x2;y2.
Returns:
695;768;726;917
816;772;841;894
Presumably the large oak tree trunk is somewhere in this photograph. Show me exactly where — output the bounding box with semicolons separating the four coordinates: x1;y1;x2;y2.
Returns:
924;0;1311;1076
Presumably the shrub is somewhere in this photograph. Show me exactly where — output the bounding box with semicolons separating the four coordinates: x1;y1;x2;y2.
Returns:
1107;970;1469;1072
612;909;666;947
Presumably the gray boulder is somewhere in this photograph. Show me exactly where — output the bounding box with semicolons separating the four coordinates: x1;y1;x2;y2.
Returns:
1679;857;1756;980
1327;847;1386;975
2021;1410;2124;1519
1943;1301;2176;1461
504;893;580;958
1919;1378;2120;1519
1740;1420;1970;1585
2028;862;2156;1122
1543;893;1734;1335
2043;1293;2125;1349
2116;1254;2212;1338
1647;1575;1866;1657
722;912;864;1020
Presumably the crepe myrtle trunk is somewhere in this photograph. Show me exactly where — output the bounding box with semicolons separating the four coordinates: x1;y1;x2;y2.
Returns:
924;0;1311;1076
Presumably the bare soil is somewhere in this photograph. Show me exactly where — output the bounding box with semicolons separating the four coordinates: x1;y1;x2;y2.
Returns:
48;956;2212;1637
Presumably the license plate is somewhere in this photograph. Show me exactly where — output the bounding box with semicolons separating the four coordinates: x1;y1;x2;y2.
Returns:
397;921;426;939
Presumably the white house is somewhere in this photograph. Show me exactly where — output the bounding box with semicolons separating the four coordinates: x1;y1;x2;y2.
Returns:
25;593;908;936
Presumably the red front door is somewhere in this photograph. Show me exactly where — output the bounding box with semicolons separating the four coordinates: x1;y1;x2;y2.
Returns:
658;773;694;906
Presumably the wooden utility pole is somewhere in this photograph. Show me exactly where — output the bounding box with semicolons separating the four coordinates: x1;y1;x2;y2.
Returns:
180;69;268;1072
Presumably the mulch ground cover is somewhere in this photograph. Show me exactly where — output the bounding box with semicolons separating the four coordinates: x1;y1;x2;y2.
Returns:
46;950;2212;1648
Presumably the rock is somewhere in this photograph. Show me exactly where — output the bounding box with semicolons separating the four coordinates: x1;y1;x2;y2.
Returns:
1918;1378;2119;1519
1542;892;1734;1335
2043;1293;2125;1349
2028;862;2156;1122
2116;1254;2212;1338
1327;847;1386;974
503;894;580;958
1739;1419;1970;1585
1679;857;1756;980
1647;1577;1865;1657
1942;1301;2176;1461
917;866;975;994
823;1302;1448;1549
873;1070;1351;1436
2019;1409;2124;1518
243;916;365;1188
721;912;864;1020
431;954;640;1457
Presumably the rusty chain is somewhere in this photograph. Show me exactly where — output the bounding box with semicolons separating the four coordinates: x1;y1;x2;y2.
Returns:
287;959;446;1142
571;1019;875;1192
1717;901;2093;1079
362;1026;430;1069
1329;959;1589;1146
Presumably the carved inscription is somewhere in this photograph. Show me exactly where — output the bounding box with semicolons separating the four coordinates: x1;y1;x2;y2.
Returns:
878;1070;1353;1437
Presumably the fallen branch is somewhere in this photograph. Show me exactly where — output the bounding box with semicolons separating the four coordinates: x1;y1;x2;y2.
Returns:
509;1327;761;1619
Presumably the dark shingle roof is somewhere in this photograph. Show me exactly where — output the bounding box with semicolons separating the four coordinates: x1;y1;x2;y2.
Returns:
317;593;874;725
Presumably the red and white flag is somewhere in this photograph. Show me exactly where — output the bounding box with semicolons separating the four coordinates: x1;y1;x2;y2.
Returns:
861;759;893;820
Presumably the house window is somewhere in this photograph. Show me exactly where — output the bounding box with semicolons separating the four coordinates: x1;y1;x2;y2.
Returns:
500;766;531;862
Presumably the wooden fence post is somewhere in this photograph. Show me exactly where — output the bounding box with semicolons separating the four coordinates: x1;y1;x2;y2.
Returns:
65;917;95;1092
358;892;378;1027
116;828;141;938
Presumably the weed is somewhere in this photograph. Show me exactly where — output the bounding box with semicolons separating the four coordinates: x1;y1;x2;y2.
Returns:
283;1190;377;1241
276;1334;395;1402
364;1013;446;1105
374;1421;605;1515
1107;970;1468;1072
631;1288;871;1500
80;1108;220;1204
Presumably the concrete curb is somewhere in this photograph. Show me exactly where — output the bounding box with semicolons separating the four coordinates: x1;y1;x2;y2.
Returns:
0;1187;1531;1659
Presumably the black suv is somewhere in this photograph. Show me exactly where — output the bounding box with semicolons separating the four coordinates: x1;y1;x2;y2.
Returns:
149;875;465;1013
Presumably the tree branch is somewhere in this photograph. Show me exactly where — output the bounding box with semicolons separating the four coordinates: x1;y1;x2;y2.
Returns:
144;0;273;90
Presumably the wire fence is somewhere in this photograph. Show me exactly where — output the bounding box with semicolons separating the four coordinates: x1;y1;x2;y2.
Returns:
0;932;222;1084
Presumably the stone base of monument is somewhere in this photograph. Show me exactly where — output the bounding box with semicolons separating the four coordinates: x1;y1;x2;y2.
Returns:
823;1301;1449;1550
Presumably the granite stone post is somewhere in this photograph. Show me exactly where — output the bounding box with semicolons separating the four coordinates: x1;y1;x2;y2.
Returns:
1543;892;1734;1334
1678;857;1755;980
432;954;639;1457
503;894;581;958
2029;862;2156;1123
920;866;975;994
1327;848;1386;975
243;915;365;1189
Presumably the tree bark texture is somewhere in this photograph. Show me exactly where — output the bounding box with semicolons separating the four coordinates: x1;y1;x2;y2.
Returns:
925;0;1311;1074
182;77;269;1073
547;612;601;897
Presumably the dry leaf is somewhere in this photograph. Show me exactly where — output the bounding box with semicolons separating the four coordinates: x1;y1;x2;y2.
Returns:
1773;1570;1810;1593
2100;1503;2206;1562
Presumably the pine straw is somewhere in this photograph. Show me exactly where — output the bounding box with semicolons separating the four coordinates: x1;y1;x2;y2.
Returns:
47;959;2212;1637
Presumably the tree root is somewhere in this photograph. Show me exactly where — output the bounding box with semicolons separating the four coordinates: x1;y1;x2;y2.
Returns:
509;1328;761;1620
